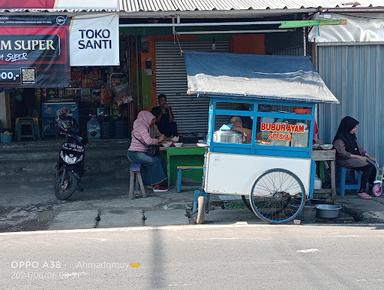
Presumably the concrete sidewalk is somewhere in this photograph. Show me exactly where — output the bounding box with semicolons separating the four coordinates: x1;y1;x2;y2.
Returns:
337;194;384;223
1;178;384;232
0;179;257;232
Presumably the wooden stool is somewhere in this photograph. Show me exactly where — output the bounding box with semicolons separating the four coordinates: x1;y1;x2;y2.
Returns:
129;163;146;199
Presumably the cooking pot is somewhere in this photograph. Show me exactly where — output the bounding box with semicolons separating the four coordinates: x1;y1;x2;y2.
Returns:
214;130;242;144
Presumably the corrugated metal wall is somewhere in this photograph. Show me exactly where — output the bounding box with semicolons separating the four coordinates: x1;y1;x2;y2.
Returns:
317;44;384;165
155;40;230;134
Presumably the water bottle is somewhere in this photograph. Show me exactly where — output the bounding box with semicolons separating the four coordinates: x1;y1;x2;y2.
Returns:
87;115;101;139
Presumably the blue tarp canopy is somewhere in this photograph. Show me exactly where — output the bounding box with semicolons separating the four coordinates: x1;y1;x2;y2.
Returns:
184;51;339;104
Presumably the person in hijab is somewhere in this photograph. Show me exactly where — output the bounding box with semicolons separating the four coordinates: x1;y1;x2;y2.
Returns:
333;116;376;199
128;111;168;192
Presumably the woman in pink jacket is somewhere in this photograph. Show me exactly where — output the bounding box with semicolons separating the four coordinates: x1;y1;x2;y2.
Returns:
127;111;168;192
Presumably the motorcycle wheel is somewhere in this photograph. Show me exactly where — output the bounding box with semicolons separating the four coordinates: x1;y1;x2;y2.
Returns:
54;170;78;200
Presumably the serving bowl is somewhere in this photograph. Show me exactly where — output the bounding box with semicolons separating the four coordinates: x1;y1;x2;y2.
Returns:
316;204;342;219
320;144;333;150
312;144;320;150
162;141;172;148
174;142;183;147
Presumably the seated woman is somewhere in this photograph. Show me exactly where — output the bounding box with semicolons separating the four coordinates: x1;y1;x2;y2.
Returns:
333;116;376;199
230;116;252;144
127;111;168;192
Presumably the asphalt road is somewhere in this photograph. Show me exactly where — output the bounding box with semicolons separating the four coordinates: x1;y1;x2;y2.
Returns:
1;224;384;290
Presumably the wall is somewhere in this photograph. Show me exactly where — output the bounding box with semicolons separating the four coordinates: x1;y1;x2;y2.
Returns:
265;30;304;55
231;35;265;54
138;34;267;110
317;44;384;165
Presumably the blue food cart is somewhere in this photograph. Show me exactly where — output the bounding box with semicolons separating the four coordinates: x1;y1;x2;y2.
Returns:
184;51;339;224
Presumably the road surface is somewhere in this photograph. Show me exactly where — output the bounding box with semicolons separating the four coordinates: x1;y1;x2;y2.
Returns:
1;224;384;289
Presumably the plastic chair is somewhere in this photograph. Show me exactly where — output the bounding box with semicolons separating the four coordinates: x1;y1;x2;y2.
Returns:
129;163;146;199
337;167;363;197
15;117;40;141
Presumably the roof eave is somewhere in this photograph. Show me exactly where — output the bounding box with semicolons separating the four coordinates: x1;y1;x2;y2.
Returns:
118;8;318;19
0;8;317;18
319;7;384;13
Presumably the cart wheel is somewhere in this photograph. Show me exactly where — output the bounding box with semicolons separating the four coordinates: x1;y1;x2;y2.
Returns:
196;196;206;224
249;168;305;223
241;195;252;212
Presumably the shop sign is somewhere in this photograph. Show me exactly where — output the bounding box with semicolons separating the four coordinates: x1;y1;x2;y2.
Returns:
0;16;70;87
69;14;119;66
261;122;305;141
0;0;119;9
261;122;305;133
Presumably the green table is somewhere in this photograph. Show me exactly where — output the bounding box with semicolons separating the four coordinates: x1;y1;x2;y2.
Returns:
162;146;206;187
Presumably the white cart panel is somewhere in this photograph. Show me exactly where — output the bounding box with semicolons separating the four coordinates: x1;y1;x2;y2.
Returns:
204;152;311;196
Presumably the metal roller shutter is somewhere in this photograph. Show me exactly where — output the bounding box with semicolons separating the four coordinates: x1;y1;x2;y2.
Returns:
155;41;230;134
317;44;384;165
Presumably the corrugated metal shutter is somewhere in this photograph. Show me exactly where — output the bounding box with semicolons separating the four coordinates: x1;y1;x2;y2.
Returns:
317;44;384;165
269;46;304;56
155;40;230;134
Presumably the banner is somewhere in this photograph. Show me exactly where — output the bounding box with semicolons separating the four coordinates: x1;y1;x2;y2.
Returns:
0;0;119;9
69;14;120;66
309;13;384;43
0;16;70;88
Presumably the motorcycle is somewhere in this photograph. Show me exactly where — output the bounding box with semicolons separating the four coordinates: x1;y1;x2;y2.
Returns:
54;114;88;200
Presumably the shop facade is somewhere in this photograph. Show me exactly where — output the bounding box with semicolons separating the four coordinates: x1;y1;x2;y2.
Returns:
1;0;384;152
308;12;384;164
0;8;131;141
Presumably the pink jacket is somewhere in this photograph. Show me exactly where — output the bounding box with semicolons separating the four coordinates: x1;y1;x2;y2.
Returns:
129;111;159;152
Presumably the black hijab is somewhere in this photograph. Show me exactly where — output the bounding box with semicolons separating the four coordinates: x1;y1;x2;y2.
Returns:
333;116;360;154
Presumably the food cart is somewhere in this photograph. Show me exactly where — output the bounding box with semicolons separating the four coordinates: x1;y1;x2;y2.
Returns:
183;51;339;224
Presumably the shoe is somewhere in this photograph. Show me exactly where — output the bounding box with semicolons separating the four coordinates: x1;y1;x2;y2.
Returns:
152;184;168;193
357;192;372;200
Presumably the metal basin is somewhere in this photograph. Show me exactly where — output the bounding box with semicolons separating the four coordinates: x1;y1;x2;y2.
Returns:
316;204;342;219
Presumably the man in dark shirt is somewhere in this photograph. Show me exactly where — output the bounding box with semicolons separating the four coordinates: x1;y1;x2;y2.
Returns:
151;94;178;137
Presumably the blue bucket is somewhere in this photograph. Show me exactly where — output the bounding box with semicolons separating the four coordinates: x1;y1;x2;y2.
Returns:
0;133;12;143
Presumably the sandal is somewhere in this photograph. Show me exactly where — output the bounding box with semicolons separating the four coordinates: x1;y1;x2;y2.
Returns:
357;192;372;200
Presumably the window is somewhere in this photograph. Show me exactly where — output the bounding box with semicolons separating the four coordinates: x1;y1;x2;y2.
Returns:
216;102;254;112
258;104;311;115
213;115;253;144
256;117;310;148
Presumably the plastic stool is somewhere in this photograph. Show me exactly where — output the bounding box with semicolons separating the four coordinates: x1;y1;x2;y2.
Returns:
176;166;204;193
337;167;363;197
15;117;40;141
129;163;146;199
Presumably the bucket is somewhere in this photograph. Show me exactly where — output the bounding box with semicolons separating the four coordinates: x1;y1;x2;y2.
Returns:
298;204;317;223
0;133;12;143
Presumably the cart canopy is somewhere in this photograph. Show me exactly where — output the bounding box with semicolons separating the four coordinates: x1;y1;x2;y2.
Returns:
184;51;339;104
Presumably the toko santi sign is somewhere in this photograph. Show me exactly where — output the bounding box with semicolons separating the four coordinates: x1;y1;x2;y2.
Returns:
69;14;119;66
